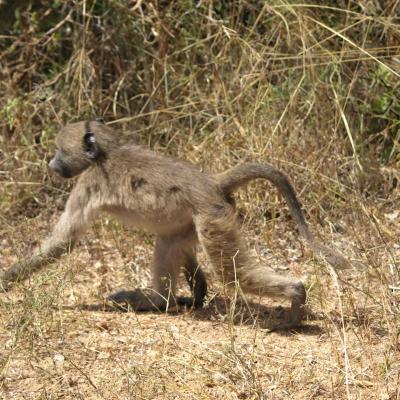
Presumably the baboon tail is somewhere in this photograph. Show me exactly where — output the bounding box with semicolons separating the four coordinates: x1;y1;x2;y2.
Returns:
216;163;350;269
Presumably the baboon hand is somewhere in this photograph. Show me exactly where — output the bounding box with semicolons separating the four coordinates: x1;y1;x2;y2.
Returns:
0;271;12;292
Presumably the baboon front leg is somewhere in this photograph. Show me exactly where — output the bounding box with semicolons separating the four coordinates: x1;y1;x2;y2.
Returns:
109;236;183;311
0;190;96;291
195;207;306;328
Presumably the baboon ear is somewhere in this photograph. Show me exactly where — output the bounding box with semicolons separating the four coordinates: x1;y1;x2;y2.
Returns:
83;132;100;159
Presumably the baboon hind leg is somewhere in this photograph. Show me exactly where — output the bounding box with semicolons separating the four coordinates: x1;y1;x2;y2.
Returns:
109;236;183;311
195;208;306;328
181;250;207;309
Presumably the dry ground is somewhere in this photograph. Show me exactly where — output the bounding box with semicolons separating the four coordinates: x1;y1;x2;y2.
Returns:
1;201;399;399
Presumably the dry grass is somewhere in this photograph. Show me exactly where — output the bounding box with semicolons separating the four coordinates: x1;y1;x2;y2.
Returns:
0;1;399;399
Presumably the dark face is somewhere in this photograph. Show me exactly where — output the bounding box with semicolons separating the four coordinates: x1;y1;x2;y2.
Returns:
48;149;88;178
49;128;101;179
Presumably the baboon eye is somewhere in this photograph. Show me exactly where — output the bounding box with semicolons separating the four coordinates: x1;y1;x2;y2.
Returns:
84;133;97;158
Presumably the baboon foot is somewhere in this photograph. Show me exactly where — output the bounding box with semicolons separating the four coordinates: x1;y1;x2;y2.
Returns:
267;302;306;332
268;315;303;332
108;289;178;312
176;296;205;309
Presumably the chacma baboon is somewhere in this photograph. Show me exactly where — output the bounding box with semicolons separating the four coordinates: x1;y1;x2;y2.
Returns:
0;120;350;328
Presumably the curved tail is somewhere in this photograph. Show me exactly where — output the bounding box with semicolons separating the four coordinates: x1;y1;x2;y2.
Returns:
216;163;350;269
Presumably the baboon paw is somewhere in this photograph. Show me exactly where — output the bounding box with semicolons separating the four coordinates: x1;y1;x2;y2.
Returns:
267;312;304;332
0;274;11;292
107;289;177;312
176;296;205;309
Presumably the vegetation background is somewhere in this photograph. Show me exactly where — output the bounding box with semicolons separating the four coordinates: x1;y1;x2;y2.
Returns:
0;1;399;399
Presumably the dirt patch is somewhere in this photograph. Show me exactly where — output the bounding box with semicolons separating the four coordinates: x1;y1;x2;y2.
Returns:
1;220;399;399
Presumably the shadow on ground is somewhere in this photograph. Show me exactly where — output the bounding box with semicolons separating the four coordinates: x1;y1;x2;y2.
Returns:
65;295;323;335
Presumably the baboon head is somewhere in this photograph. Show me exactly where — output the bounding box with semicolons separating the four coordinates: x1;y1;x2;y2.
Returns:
49;120;116;178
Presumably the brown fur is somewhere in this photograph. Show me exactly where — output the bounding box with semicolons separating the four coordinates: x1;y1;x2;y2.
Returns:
0;121;350;328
